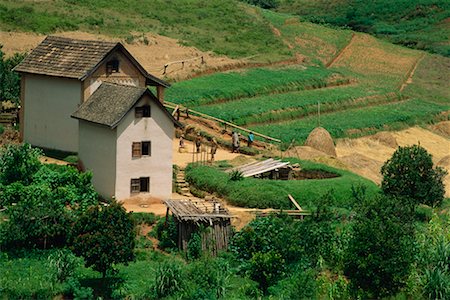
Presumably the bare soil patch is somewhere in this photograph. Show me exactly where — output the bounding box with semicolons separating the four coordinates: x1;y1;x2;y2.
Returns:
336;124;450;197
0;31;240;81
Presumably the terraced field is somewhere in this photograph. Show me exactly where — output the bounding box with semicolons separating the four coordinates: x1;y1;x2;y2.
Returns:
165;7;449;146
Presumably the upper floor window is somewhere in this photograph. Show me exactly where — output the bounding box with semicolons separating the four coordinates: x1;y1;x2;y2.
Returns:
106;59;119;74
135;105;151;118
132;141;151;158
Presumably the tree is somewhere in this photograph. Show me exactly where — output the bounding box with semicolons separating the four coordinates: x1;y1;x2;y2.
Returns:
0;143;42;185
381;145;447;207
344;194;416;298
0;45;26;104
70;202;135;277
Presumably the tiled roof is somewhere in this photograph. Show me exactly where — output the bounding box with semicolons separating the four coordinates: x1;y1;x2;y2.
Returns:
14;36;170;87
71;83;180;128
14;36;116;79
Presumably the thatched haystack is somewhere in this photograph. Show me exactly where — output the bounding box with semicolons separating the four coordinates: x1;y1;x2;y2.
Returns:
432;121;450;138
437;155;450;169
305;127;336;157
370;132;398;148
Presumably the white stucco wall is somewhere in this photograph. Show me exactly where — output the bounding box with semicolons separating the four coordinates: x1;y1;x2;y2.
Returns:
78;121;117;200
115;95;174;200
23;74;81;152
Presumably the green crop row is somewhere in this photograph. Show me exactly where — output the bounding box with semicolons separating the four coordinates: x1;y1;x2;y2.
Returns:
250;99;450;143
185;158;379;209
195;84;396;125
166;66;337;106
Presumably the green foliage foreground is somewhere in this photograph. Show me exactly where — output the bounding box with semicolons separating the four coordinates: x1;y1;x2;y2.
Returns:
185;158;379;209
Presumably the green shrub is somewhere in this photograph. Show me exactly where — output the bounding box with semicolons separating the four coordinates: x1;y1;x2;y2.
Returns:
153;215;178;250
48;249;81;283
248;250;285;294
229;170;244;181
187;232;202;261
150;260;184;298
0;143;42;185
130;212;157;226
70;202;136;277
268;268;317;299
344;194;416;298
381;144;447;207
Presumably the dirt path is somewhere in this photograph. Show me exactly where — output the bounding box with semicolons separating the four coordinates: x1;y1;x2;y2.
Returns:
326;33;355;68
399;53;426;92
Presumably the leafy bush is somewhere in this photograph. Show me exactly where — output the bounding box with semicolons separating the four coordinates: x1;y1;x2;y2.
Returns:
0;46;25;104
70;202;136;277
153;215;178;250
248;250;285;293
344;194;416;298
0;143;42;185
0;184;74;249
242;0;279;9
381;144;447;207
268;268;317;299
187;232;202;261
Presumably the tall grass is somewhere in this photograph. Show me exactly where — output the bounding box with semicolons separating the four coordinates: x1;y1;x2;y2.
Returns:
167;66;336;106
250;99;450;143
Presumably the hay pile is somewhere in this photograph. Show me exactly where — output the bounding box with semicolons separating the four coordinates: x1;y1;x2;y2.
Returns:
431;121;450;138
370;132;398;148
305;127;336;157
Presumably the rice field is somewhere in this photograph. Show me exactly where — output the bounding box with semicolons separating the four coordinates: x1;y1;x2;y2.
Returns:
195;84;397;125
166;66;338;106
250;99;450;143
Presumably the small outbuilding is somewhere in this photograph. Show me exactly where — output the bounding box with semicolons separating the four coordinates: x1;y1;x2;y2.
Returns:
163;199;233;255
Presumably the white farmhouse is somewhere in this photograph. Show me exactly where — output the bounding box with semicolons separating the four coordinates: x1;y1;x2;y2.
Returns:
14;36;169;152
72;82;180;200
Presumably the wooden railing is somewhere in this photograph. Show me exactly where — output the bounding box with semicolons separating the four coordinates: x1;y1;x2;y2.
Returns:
164;101;281;143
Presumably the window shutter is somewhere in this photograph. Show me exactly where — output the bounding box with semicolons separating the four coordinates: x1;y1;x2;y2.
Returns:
130;178;140;193
135;107;143;118
132;142;142;158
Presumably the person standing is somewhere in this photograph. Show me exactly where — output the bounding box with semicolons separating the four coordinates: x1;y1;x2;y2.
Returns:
236;133;241;153
195;133;202;153
210;138;218;162
231;131;238;153
247;132;254;147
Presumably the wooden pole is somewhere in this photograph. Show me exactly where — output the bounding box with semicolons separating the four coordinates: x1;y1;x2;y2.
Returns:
164;102;281;143
318;101;321;127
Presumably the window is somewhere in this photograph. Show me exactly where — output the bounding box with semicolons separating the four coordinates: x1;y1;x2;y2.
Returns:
135;105;151;118
130;177;150;193
106;59;119;74
132;141;151;158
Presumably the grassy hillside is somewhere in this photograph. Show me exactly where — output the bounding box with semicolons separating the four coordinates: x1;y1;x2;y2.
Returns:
1;0;448;145
0;0;290;61
276;0;450;57
166;9;449;145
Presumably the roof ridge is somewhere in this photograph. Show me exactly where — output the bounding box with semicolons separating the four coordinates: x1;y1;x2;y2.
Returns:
45;35;117;45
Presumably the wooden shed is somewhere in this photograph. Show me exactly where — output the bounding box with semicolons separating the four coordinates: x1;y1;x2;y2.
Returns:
163;199;233;255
